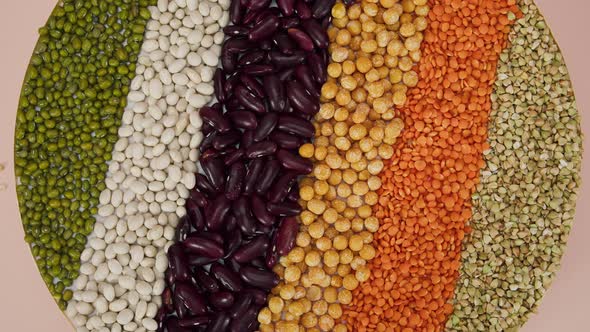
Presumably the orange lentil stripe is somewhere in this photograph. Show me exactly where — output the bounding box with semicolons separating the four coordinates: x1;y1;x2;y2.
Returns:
343;0;520;331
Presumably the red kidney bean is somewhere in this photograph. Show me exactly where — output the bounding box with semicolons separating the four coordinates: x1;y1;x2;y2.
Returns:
225;163;245;200
200;158;225;192
224;147;245;166
269;50;306;67
267;201;302;216
273;34;297;55
262;75;286;112
165;268;176;286
228;111;257;130
268;172;298;203
210;263;243;292
213;69;226;102
175;283;208;315
233;235;269;263
240;74;265;98
301;19;329;49
195;174;216;196
199;132;216;153
242;64;274;76
224;25;249;37
277;67;296;82
312;0;336;18
235;85;265;113
163;287;174;312
224;38;251;54
255;159;281;195
295;64;320;98
210;291;235;310
253;113;278;141
183;236;224;259
243;159;264;194
270;131;303;149
281;16;301;29
239;266;280;290
286;80;319;114
276;217;299;256
187;255;218;267
245;141;277;158
212;130;241;150
250;257;267;269
229;0;242;24
173;293;189;320
224;227;243;257
194;230;224;245
229;306;258;332
190;189;209;208
295;0;312;19
200;148;219;161
251;194;276;226
168;243;191;281
243;288;268;306
288;28;314;51
247;0;271;11
308;52;327;84
229;294;253;319
200;106;231;133
204;194;231;231
178;316;210;328
287;186;300;202
187;200;205;231
222;49;237;73
277;149;313;174
194;268;221;293
205;313;231;332
265;242;279;269
277;0;295;16
248;14;279;41
175;215;191;242
238;50;266;66
278;114;315;138
241;129;255;149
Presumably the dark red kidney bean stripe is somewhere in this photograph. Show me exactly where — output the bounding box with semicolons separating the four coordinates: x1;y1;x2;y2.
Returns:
157;0;332;330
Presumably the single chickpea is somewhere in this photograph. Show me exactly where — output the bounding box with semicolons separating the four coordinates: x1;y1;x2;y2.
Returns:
337;263;352;277
314;146;328;161
259;324;274;332
294;286;307;299
410;49;422;63
308;221;325;239
348;3;362;18
288;300;306;317
336;29;352;46
349;235;364;252
332;200;347;213
284;266;302;283
321;81;338;99
347;20;362;35
327;63;343;78
300;186;314;201
352;87;368;102
365;68;381;82
352;217;365;232
352;105;370;123
328;169;342;186
258;308;272;324
368;159;384;175
361;39;378;53
335;218;351;232
365;147;379;160
357;205;372;219
320;123;334;137
335;89;352;106
324;186;337;200
338;289;353;305
313;180;330;196
300;210;316;226
361;20;377;33
403;70;419;87
308;199;327;215
340;248;354;264
328;303;343;319
280;284;296;300
369;126;385;142
343;274;360;291
319;103;335;120
340;75;358;91
358;169;371;181
301;312;318;329
333;107;350;122
367;176;382;191
346;148;363;163
372;54;385;68
378;144;394;159
331;2;346;19
360;244;377;260
365;191;379;205
268;297;284;314
342;169;358;185
313;164;331;180
337;183;352;198
316;237;333;251
296;232;311;247
383;8;400;25
319;315;335;331
350;256;367;270
331;275;343;288
399;56;414;71
323;208;338;224
333;16;349;29
355;56;373;74
384;54;399;68
342;60;356;75
356;266;371;282
359;137;374;152
334;324;348;332
312;300;328;316
333;235;348;250
376;30;391;47
299;143;314;159
301;274;313;288
335;137;351;151
402;0;416;12
386;39;404;56
347;195;364;208
331;47;350;63
343;208;357;219
415;15;428;31
349;124;368;141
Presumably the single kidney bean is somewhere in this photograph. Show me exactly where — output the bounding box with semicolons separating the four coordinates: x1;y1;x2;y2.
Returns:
187;200;206;231
273;33;297;55
242;64;274;76
235;85;265;113
243;159;265;194
286;80;319;114
268;172;298;203
204;194;231;231
228;294;253;319
238;50;266;66
194;268;221;293
195;173;217;195
210;291;235;310
250;257;267;269
267;201;302;216
229;306;258;332
240;75;265;99
166;268;176;287
312;0;336;18
295;0;312;19
269;50;306;67
175;215;192;242
224;147;245;166
173;292;189;320
210;263;243;292
247;0;271;11
263;75;286;112
277;0;296;16
251;194;275;226
265;242;279;269
224;227;243;257
281;16;300;29
229;0;242;24
194;230;224;245
224;38;251;54
201;158;225;192
243;288;268;306
168;243;191;281
237;212;257;237
301;19;329;49
225;163;245;200
200;106;231;133
187;255;218;267
224;73;240;98
248;14;279;41
223;25;249;37
245;141;277;159
239;266;280;290
212;130;241;150
233;235;269;263
276;217;299;256
175;283;208;315
228;111;257;130
288;28;314;51
178;316;210;328
199;132;216;153
183;236;225;259
221;49;238;73
277;114;315;138
277;148;313;174
254;113;278;142
255;159;281;195
270;131;303;149
190;190;209;208
205;313;231;332
163;287;174;312
308;52;327;84
295;64;320;98
214;69;226;102
277;67;296;81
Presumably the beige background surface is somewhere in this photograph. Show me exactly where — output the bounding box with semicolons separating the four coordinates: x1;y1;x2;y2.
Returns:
0;0;588;331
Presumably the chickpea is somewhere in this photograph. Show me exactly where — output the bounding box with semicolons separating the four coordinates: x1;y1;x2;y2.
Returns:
347;20;362;35
300;210;316;225
343;274;360;291
314;146;328;160
288;300;306;317
333;235;348;250
296;232;311;247
323;250;340;268
328;169;342;186
368;159;385;175
361;39;378;53
340;75;358;91
367;176;382;191
379;144;394;159
280;284;296;300
269;297;284;314
337;183;352;197
319;103;335;120
340;248;354;264
360;244;377;260
355;266;371;282
323;208;338;224
314;164;331;180
331;275;343;288
321;81;338;99
335;89;352;106
316;237;333;251
319;315;335;331
301;312;318;329
355;56;372;73
308;221;325;239
299;143;314;159
314;180;330;196
338;289;353;305
335;137;351;151
312;300;328;316
365;191;379;205
335;218;351;232
352;87;368;102
351;217;365;232
383;8;400;25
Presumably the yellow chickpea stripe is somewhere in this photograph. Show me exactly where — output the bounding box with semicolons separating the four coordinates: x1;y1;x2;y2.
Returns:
257;1;428;331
